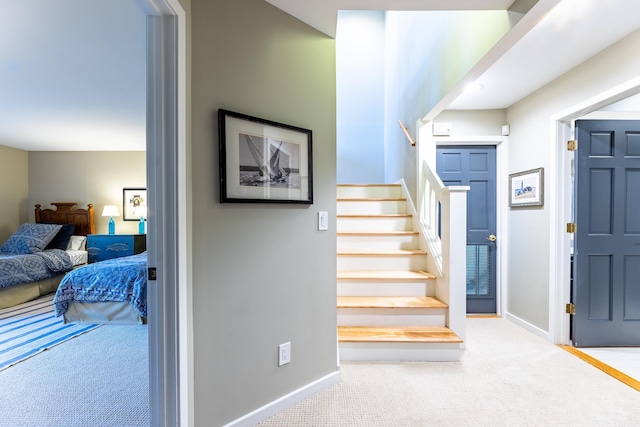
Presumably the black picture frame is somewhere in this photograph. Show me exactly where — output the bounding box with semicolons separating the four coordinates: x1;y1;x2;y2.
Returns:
123;188;147;220
218;109;313;204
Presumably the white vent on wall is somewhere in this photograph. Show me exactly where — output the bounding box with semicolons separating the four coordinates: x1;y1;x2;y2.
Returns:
432;122;452;136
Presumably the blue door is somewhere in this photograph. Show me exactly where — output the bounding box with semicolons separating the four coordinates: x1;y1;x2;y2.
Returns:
437;146;497;313
573;120;640;346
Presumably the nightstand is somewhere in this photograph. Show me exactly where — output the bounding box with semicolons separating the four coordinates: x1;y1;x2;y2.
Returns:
86;234;146;263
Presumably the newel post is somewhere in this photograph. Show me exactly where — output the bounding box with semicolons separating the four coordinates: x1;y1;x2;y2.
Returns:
439;185;469;346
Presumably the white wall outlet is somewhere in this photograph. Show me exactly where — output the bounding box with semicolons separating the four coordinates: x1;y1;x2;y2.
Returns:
278;342;291;366
318;211;328;231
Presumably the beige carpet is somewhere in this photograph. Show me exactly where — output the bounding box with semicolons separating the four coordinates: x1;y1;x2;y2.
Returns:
260;318;640;426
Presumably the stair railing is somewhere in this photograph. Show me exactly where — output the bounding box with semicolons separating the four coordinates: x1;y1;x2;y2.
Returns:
419;159;469;343
419;163;445;276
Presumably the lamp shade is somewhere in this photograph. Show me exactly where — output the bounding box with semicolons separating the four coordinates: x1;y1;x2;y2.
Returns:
101;205;120;217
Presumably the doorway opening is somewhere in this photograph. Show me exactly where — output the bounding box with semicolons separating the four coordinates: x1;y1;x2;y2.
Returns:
551;77;640;346
140;0;190;424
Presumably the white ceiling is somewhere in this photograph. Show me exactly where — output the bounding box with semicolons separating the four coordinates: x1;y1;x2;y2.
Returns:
447;0;640;110
0;0;146;151
2;0;640;152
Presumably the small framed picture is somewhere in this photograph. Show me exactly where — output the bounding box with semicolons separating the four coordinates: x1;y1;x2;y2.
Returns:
123;188;147;220
509;168;544;208
218;109;313;204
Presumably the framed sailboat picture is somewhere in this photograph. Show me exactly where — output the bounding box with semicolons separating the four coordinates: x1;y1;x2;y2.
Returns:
218;109;313;204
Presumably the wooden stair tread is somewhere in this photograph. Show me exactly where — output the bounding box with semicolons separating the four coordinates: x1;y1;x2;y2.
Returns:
338;326;462;343
337;296;447;309
337;270;436;281
338;249;426;256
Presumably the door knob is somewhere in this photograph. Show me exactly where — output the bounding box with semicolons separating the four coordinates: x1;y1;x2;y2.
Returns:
488;234;497;242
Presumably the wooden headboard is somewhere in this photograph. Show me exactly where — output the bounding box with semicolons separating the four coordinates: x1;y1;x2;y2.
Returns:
34;202;96;236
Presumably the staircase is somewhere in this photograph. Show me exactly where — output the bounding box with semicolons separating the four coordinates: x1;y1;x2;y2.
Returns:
336;183;463;361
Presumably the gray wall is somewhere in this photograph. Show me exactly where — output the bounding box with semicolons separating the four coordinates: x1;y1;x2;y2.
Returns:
190;0;337;424
506;27;640;331
0;144;29;242
28;151;146;235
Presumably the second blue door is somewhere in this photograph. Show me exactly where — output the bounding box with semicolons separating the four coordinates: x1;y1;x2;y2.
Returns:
437;145;497;314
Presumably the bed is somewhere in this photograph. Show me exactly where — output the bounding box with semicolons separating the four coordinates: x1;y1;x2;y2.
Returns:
0;203;94;310
53;252;147;325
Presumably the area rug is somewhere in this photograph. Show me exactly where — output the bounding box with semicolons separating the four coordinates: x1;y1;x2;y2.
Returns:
0;294;99;371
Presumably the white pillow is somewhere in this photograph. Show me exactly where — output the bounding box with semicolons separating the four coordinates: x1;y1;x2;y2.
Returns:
67;235;87;251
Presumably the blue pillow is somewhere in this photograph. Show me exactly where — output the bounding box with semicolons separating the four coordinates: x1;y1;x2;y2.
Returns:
0;223;62;255
45;223;76;250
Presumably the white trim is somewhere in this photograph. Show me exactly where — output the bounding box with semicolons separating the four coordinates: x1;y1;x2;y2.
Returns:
141;0;191;425
222;371;341;427
432;136;508;317
548;118;573;346
505;311;551;342
550;76;640;345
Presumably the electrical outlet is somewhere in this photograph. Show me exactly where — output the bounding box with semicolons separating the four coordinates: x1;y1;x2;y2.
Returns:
278;342;291;366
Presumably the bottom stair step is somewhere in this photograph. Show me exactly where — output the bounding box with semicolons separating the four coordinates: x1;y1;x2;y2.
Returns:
338;326;462;343
338;326;463;361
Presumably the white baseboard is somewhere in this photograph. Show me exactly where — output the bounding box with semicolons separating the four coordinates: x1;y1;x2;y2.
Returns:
223;369;341;427
505;312;551;342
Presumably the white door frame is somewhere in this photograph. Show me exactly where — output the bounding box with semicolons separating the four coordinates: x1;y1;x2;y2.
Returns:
550;76;640;345
138;0;191;425
421;133;508;316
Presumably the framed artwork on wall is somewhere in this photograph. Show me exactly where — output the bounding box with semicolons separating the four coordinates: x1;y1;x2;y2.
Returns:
123;188;147;220
509;168;544;208
218;109;313;204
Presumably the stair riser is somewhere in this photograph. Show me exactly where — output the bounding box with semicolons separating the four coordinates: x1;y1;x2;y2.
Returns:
337;256;426;271
338;342;461;362
337;234;419;250
337;186;402;199
338;282;435;297
337;309;446;327
337;200;406;215
336;183;460;362
337;217;412;232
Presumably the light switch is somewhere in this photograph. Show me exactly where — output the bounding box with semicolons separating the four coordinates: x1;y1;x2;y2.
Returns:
318;211;328;231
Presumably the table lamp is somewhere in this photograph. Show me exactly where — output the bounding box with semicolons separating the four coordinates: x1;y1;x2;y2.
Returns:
101;205;120;234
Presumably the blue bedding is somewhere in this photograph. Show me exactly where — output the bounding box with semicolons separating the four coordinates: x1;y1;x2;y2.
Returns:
0;249;73;289
53;252;147;318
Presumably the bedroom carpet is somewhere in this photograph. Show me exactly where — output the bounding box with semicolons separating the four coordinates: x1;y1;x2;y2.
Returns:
0;318;148;426
0;294;100;371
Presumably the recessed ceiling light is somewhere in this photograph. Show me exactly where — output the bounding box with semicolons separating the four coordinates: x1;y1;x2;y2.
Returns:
464;83;484;93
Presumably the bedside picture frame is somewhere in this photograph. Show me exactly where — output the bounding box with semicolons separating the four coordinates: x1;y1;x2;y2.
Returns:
509;168;544;208
218;109;313;204
123;188;147;221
